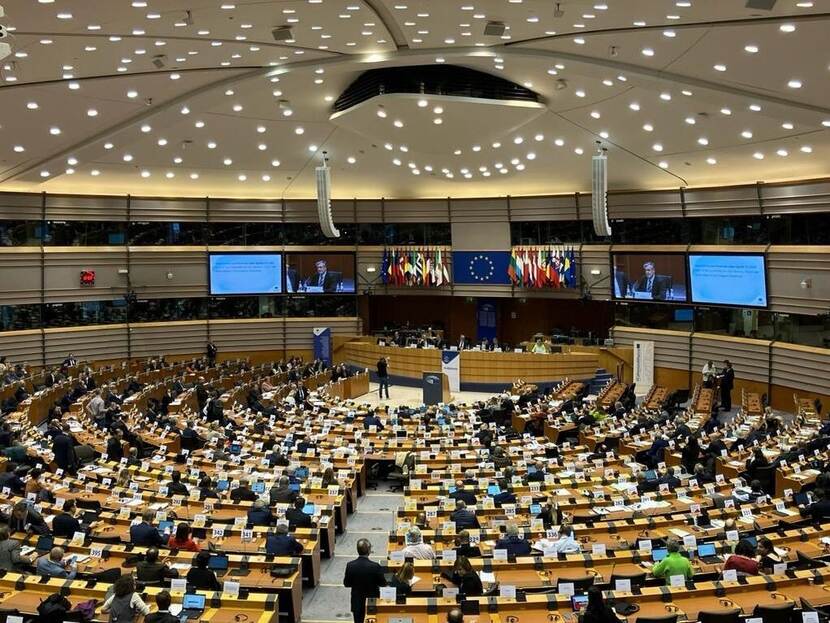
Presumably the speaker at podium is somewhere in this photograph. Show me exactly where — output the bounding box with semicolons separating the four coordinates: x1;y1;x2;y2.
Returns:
422;371;451;405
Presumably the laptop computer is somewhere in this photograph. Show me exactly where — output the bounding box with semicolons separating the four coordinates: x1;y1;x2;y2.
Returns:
157;520;174;537
207;554;229;576
35;535;54;552
229;443;242;455
302;503;315;515
252;482;266;494
295;467;309;480
216;479;229;492
697;542;720;564
487;485;501;495
179;594;206;621
571;595;589;612
652;548;668;562
289;483;301;493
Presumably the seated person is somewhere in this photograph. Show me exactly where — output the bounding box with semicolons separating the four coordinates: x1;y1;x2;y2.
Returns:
167;523;200;552
36;546;77;579
270;476;297;505
130;510;165;547
401;526;435;560
265;524;304;556
136;547;178;582
0;525;33;571
167;471;189;497
756;537;781;573
145;590;179;623
494;524;532;557
363;411;384;430
247;499;275;527
285;497;313;529
450;481;477;506
449;501;479;530
441;556;483;596
551;525;581;554
723;539;759;576
186;551;222;590
52;498;82;538
651;540;693;584
230;479;258;503
454;530;482;558
492;480;517;506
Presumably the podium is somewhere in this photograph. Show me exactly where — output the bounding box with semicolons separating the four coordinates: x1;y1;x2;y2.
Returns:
422;371;451;405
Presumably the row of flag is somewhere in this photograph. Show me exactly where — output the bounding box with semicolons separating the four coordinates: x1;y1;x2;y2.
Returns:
381;248;451;287
508;246;578;288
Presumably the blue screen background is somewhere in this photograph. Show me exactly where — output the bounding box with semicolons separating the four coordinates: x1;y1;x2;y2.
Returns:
209;254;283;295
688;254;767;307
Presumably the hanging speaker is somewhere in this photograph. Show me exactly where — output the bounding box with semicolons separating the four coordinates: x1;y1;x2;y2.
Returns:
592;151;611;237
315;155;340;238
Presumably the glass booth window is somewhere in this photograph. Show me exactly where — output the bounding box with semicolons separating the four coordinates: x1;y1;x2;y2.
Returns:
0;221;47;246
0;304;42;331
43;300;127;328
129;222;205;245
46;221;127;246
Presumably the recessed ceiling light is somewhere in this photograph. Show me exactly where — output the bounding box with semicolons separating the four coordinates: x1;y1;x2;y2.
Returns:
652;143;663;152
157;138;168;146
295;127;304;135
744;44;759;53
26;102;39;110
534;134;544;142
91;170;101;176
223;158;233;166
433;106;444;114
513;136;524;144
123;154;133;162
706;157;717;165
787;79;803;89
741;130;753;139
40;171;50;178
753;152;764;160
590;111;601;119
697;137;709;145
713;64;727;72
782;122;794;129
49;127;61;135
575;90;586;97
13;145;24;153
685;117;696;125
433;118;443;124
104;143;114;150
554;138;565;146
776;149;789;157
190;173;199;180
641;48;655;56
258;144;267;151
659;92;671;101
779;24;796;33
140;124;152;133
800;145;813;153
141;170;151;178
663;30;676;37
720;107;732;115
574;147;584;155
643;124;654;132
417;99;428;108
376;109;387;118
393;120;404;128
749;104;761;112
658;161;669;169
127;90;138;98
629;102;641;111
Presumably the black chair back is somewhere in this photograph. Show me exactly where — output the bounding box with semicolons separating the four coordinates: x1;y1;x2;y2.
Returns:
610;572;647;589
634;615;678;623
753;602;795;623
698;609;741;623
555;576;594;591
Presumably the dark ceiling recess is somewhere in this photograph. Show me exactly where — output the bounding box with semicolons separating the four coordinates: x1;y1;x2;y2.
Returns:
332;65;540;113
745;0;776;8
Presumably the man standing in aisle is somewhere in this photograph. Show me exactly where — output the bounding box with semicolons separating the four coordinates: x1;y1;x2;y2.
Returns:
376;356;390;400
206;341;217;367
719;359;735;412
343;539;386;623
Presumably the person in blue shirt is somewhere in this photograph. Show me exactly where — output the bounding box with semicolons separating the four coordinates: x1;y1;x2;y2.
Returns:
494;524;531;557
266;524;304;556
36;546;77;579
247;499;274;527
363;411;384;430
130;510;164;547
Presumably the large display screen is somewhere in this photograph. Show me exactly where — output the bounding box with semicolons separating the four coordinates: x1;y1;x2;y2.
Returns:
611;253;688;302
284;253;356;294
209;253;283;295
688;253;767;308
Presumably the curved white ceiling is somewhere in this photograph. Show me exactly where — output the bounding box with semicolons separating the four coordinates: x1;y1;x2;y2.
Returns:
0;0;828;199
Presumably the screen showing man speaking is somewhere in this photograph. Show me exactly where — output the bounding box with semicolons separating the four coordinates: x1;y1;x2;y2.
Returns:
611;253;688;302
688;253;767;307
284;253;356;294
209;253;283;295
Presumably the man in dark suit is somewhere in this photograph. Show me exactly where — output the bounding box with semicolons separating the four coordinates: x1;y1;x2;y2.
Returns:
305;259;340;292
52;499;82;538
450;501;479;529
285;497;312;529
52;425;77;474
719;359;735;411
145;591;179;623
343;539;386;623
286;266;299;293
634;261;672;300
130;510;164;547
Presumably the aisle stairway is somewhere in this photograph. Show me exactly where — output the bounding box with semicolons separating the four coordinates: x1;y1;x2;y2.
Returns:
587;368;616;395
301;481;403;622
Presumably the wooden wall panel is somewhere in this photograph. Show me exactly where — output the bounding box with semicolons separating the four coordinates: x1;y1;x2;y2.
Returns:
208;199;282;222
692;333;770;384
0;248;42;305
580;244;611;300
607;190;683;220
46;195;128;222
130;197;207;222
209;318;285;353
611;326;690;370
331;200;356;224
43;248;128;302
129;321;208;359
283;200;317;223
450;198;509;224
766;246;830;315
355;200;383;223
129;247;208;299
0;329;43;366
771;342;830;397
762;181;830;215
0;192;42;220
384;200;448;223
684;185;760;217
508;195;577;222
44;325;128;366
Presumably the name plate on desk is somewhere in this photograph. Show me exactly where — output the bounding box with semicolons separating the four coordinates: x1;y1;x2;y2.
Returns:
223;581;240;598
493;549;508;561
669;575;685;587
170;578;187;593
499;585;516;599
379;587;397;602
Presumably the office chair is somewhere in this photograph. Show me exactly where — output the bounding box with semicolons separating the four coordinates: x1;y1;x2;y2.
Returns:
697;609;741;623
753;602;795;623
610;571;647;589
555;575;594;591
634;615;678;623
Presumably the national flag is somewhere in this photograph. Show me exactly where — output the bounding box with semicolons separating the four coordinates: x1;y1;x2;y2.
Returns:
537;248;546;287
567;247;577;288
507;249;518;285
381;248;390;285
440;249;450;285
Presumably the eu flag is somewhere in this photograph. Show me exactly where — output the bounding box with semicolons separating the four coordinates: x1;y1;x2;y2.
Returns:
452;251;513;284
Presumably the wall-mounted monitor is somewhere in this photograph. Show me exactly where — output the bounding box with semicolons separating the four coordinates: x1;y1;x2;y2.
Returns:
611;252;688;302
688;253;768;308
208;252;283;295
284;253;356;294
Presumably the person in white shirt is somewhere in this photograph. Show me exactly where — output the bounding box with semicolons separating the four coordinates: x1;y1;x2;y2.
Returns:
702;361;716;388
552;525;581;554
401;526;435;560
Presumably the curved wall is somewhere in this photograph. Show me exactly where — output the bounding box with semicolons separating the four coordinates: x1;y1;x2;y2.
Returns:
610;326;830;412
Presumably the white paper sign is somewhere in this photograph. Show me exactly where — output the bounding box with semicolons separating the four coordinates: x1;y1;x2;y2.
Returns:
669;575;685;587
500;585;517;599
